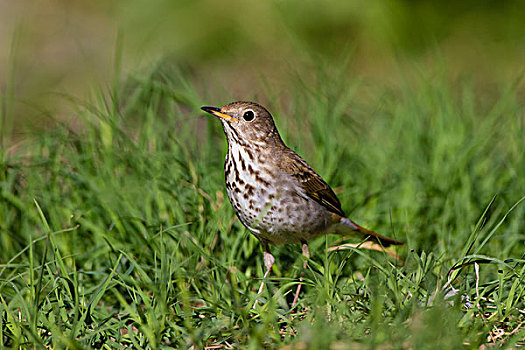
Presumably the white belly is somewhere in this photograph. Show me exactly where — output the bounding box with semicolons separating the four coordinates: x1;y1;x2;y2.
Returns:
225;145;332;244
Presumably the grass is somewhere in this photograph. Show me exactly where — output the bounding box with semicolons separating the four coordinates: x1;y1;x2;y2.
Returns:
0;61;524;349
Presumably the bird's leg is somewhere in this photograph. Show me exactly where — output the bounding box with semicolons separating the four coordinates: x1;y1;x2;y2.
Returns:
257;250;275;294
253;244;275;308
291;240;309;309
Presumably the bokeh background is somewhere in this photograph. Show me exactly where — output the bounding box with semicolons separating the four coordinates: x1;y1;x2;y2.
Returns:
1;2;524;348
2;0;525;139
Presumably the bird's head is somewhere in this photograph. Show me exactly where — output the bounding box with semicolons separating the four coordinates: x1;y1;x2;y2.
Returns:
201;101;281;146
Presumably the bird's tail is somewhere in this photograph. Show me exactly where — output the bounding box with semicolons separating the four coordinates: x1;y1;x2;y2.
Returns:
335;217;403;247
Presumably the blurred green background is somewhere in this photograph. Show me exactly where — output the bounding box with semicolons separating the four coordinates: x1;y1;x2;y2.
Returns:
1;1;524;348
2;0;525;140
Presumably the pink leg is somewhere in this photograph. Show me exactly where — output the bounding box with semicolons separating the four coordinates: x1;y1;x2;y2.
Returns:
291;241;309;309
253;250;275;308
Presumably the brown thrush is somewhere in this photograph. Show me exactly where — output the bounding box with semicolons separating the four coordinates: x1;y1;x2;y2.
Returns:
201;101;403;308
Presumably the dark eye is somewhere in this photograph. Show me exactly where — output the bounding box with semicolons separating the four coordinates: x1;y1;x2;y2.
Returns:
243;110;255;121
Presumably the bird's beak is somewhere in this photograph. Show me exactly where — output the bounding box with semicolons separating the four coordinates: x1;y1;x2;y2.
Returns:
201;106;238;122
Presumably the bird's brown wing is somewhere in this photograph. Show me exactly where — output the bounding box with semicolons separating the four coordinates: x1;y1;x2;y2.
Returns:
282;149;346;217
281;149;404;247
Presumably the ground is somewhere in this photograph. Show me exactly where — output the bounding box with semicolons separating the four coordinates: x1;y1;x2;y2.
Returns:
1;60;523;348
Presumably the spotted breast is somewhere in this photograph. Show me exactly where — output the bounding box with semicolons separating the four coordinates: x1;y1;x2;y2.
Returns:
224;130;333;245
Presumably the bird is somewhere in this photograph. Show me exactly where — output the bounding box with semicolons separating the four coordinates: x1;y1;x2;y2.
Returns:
201;101;403;308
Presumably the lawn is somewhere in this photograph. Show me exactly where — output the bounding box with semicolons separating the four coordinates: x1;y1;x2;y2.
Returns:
0;58;523;349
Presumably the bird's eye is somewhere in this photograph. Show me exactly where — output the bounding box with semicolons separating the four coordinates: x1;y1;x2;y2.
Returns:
243;110;255;121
